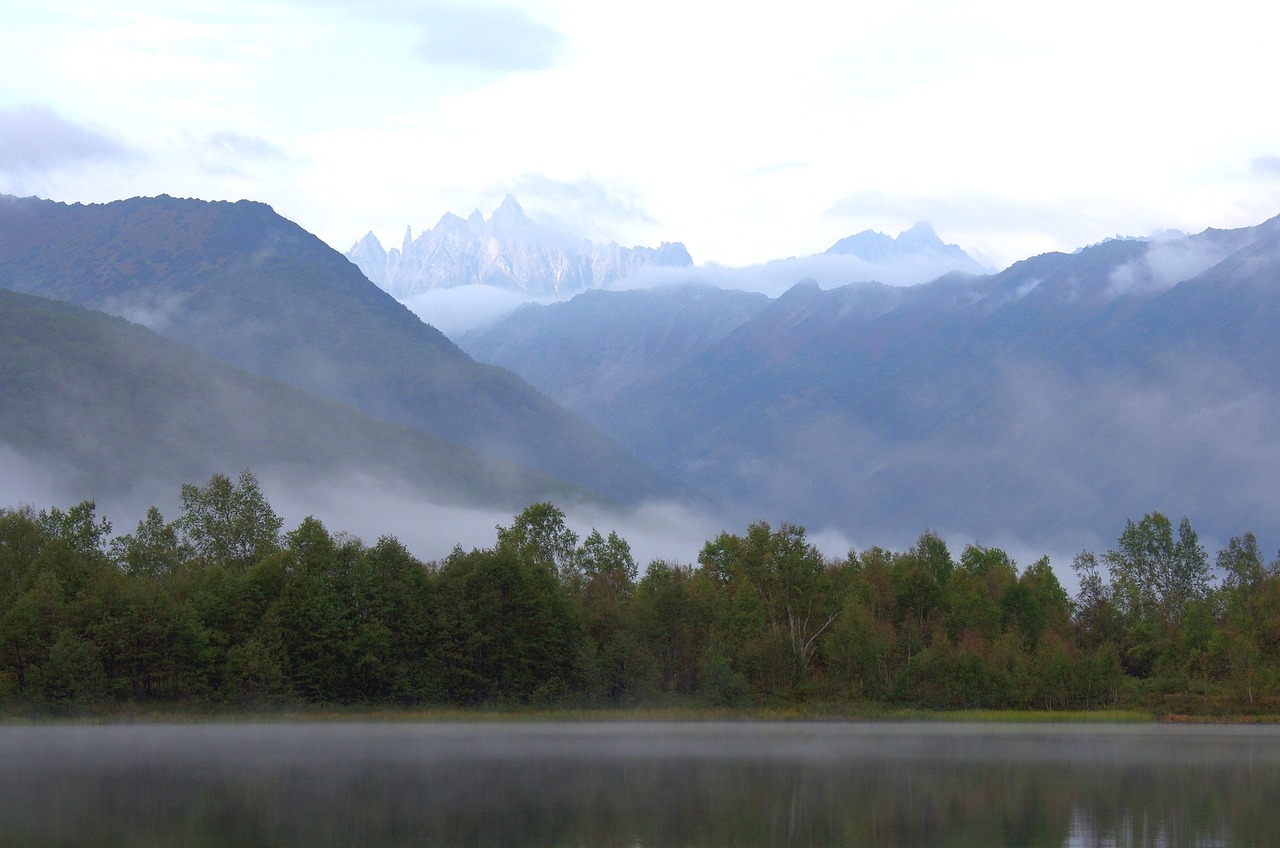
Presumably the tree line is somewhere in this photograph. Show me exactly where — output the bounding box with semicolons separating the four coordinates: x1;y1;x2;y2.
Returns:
2;470;1278;710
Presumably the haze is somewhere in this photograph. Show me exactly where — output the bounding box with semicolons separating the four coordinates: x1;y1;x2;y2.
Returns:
1;0;1278;268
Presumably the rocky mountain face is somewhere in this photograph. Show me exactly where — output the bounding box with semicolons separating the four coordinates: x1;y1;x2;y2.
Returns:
459;214;1280;548
0;194;675;504
347;195;694;298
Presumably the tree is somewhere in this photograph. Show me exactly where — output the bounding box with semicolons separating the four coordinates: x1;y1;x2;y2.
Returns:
575;529;637;585
1104;513;1209;634
1002;557;1070;652
347;536;441;702
632;560;708;697
37;501;112;558
110;506;188;578
176;470;282;569
275;516;358;701
434;544;582;703
572;529;643;703
1214;534;1278;703
495;503;579;583
699;521;843;686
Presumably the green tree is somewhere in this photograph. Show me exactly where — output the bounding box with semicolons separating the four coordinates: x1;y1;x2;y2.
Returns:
1071;551;1121;651
176;470;282;569
275;517;359;701
434;544;582;704
1105;513;1209;634
111;506;188;578
699;521;844;687
498;503;578;573
1213;534;1279;703
347;536;441;702
632;560;708;697
37;501;112;558
1002;557;1070;652
572;529;645;703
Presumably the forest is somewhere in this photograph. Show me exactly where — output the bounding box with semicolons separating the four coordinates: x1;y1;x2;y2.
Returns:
2;470;1278;713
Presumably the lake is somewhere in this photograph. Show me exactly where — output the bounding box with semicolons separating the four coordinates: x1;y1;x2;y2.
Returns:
0;721;1275;846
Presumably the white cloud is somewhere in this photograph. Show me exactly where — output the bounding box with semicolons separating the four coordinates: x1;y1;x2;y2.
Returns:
411;4;571;72
2;0;1279;271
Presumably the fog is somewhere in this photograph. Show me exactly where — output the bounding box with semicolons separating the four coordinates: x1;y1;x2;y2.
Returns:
6;340;1276;591
401;285;555;338
397;251;989;336
2;723;1276;846
1105;236;1238;296
0;451;735;571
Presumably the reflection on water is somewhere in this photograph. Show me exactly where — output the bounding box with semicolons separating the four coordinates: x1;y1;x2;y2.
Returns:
0;721;1276;847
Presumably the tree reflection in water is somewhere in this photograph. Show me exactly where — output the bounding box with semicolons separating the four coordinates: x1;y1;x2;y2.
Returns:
0;722;1274;847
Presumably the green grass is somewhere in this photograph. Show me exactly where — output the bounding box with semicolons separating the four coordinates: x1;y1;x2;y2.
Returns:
0;700;1170;725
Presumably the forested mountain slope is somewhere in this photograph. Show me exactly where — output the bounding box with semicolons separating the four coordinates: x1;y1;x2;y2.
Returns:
0;194;672;503
0;289;585;507
459;215;1280;546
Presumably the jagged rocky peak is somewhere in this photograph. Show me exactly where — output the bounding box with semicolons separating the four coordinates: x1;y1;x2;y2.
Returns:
346;197;694;298
896;221;944;249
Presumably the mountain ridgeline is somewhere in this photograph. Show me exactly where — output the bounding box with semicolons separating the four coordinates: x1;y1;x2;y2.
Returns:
347;195;694;298
0;289;582;506
0;194;673;504
6;190;1280;556
460;214;1280;547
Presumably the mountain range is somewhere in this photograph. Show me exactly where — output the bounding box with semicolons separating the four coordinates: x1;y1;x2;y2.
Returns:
459;214;1280;550
0;194;672;506
6;189;1280;559
346;195;694;298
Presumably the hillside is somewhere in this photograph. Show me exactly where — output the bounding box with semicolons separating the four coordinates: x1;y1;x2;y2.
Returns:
0;194;672;503
0;289;586;508
458;214;1280;547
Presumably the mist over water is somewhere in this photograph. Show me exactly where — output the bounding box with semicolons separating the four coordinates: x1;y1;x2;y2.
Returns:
1;722;1275;847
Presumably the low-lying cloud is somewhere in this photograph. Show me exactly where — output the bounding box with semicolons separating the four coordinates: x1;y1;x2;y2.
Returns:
398;246;984;336
0;104;136;175
1106;236;1236;296
402;285;553;337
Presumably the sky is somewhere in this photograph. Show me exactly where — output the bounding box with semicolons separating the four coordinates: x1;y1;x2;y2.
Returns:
2;0;1280;270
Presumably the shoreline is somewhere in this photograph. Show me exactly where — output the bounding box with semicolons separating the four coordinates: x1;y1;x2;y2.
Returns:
4;703;1276;726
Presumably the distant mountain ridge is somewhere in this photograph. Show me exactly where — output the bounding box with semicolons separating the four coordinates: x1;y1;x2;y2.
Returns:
460;212;1280;547
347;195;694;298
826;221;988;275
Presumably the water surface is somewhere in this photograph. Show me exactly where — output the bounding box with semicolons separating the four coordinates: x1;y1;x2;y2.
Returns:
1;721;1275;846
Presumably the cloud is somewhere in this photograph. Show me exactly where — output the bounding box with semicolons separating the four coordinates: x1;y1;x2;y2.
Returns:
1105;236;1235;297
825;189;1061;233
401;284;549;336
0;104;136;175
610;250;981;298
202;131;288;162
194;131;291;178
411;4;571;73
1251;156;1280;178
747;161;808;178
489;174;657;244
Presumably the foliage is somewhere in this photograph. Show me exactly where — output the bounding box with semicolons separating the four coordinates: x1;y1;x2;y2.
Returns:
176;470;283;569
5;482;1280;714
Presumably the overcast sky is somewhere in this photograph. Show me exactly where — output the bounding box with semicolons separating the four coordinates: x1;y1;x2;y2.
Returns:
2;0;1278;269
